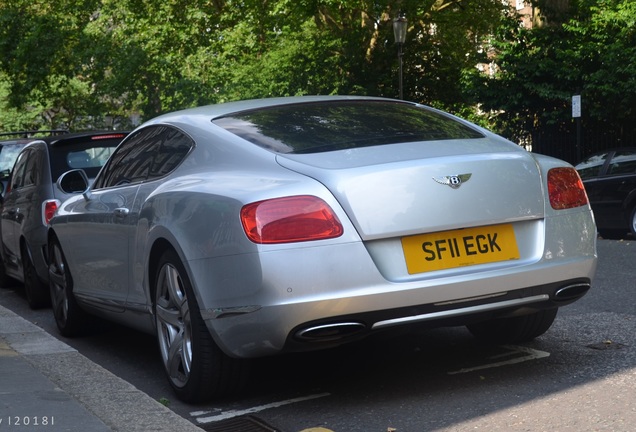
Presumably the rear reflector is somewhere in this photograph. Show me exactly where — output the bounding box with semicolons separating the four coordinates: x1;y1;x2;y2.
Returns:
547;167;589;209
241;195;343;244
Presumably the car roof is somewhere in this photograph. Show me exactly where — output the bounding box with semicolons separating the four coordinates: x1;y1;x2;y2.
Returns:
145;96;400;125
0;130;68;143
38;131;129;146
0;138;34;145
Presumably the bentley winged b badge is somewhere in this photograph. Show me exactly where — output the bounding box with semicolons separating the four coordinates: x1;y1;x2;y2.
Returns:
433;173;472;189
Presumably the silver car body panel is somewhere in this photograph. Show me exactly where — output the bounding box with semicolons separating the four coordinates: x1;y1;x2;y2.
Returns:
277;143;545;239
49;96;597;358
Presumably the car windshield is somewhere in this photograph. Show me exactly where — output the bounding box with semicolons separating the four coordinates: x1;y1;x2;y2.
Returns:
213;100;484;154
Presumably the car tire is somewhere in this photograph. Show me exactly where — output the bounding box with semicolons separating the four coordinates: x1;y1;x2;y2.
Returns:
22;246;50;309
466;308;558;345
154;249;249;403
48;236;90;337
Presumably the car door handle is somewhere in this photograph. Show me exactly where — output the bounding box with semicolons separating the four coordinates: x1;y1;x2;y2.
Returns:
113;207;130;218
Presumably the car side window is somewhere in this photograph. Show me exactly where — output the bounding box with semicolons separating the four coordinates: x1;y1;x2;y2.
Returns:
23;151;41;187
9;151;28;190
10;148;40;190
93;125;192;189
576;152;608;180
607;150;636;176
148;127;193;180
93;128;159;189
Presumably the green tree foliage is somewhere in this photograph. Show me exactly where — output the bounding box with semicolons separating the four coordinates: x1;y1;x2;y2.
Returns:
467;0;636;151
0;0;506;129
2;0;634;152
569;0;636;126
0;0;109;129
0;72;42;130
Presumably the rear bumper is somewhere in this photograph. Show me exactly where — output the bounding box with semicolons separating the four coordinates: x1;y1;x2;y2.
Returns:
193;210;597;358
196;248;596;358
287;277;590;350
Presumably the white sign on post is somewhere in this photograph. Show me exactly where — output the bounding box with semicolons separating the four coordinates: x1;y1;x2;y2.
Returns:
572;95;581;118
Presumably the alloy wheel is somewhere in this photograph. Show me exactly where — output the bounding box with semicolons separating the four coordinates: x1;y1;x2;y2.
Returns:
48;242;69;325
155;262;193;389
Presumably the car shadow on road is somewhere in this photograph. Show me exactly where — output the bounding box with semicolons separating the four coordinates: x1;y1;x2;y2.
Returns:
1;240;634;431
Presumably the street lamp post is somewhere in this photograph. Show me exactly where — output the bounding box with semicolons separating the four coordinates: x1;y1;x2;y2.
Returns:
393;12;407;99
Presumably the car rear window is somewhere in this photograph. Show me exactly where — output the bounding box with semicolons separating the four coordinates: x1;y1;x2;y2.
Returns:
213;100;484;154
49;138;123;181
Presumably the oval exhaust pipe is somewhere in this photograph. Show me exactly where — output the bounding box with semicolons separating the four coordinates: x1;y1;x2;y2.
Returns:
554;283;590;301
295;322;366;341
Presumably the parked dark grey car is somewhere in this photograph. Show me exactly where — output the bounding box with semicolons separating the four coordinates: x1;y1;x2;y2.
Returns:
0;131;128;307
0;131;67;197
575;147;636;239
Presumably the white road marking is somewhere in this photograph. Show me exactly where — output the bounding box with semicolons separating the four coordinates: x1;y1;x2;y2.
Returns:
192;392;331;424
447;345;550;375
191;346;547;423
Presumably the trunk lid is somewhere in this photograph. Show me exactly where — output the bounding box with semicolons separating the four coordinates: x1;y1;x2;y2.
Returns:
277;138;545;240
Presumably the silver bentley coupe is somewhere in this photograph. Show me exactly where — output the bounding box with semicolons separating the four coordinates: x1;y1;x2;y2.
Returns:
47;96;597;402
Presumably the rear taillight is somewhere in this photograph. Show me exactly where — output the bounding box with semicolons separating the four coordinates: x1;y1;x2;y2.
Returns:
547;167;589;210
43;200;60;225
241;195;344;244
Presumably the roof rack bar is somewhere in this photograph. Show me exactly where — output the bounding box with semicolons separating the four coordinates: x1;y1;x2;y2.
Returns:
0;130;69;138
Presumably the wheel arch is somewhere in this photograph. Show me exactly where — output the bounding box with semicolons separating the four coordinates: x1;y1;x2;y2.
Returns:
622;187;636;211
147;238;173;307
19;234;34;269
46;229;63;271
19;236;33;279
46;229;60;258
46;228;70;284
146;236;202;314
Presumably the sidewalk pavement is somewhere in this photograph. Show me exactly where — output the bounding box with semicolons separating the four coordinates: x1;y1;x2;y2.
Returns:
0;303;203;431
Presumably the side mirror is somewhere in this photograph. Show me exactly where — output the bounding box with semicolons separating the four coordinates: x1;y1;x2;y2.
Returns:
57;169;90;195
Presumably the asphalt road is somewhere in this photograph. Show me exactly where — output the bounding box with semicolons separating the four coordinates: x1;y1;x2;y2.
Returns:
1;238;634;432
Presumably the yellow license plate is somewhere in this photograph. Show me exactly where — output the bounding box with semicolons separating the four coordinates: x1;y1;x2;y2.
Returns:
401;224;520;274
